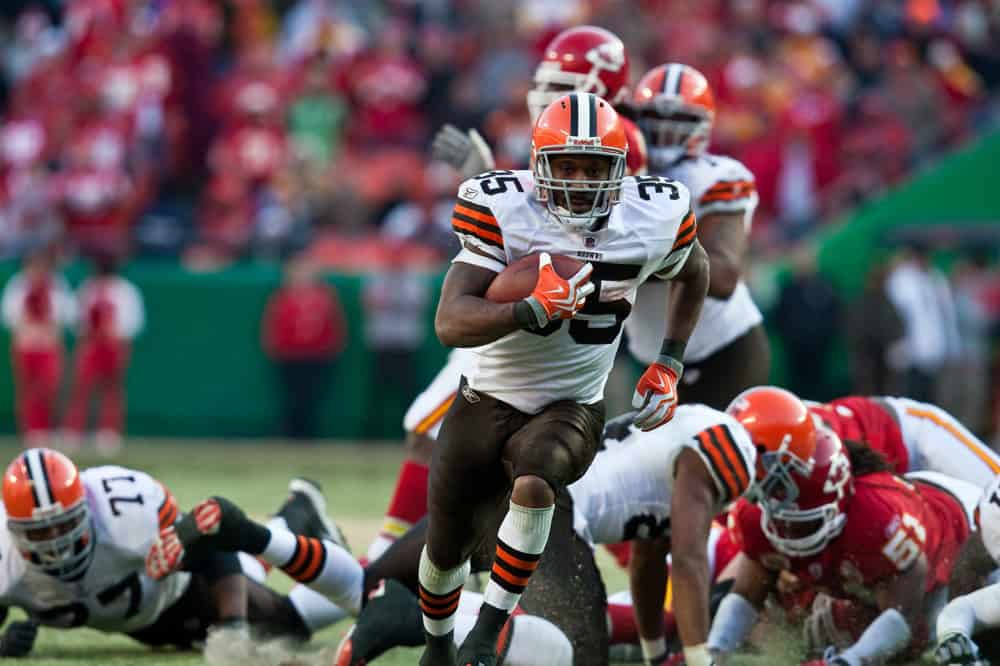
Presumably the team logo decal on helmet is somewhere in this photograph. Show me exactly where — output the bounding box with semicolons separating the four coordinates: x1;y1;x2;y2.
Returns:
527;26;630;122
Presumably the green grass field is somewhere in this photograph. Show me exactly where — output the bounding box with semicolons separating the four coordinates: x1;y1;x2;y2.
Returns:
0;438;931;666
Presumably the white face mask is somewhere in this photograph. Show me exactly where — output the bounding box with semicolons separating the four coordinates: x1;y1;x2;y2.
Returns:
8;500;95;580
533;147;626;231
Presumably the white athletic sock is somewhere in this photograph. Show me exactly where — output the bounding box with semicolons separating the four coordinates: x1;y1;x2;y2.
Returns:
418;546;470;637
289;583;350;631
483;502;553;612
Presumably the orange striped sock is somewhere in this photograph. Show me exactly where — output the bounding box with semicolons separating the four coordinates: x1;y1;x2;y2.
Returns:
483;502;553;612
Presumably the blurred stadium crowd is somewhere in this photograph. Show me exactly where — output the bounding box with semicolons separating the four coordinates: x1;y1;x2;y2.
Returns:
0;0;998;268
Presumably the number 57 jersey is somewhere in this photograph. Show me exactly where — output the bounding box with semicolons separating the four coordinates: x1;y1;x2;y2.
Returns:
0;466;189;633
452;170;695;414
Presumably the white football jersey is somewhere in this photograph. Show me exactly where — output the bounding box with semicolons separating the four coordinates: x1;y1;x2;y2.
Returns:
977;474;1000;564
451;169;695;413
568;404;756;545
626;153;763;364
0;466;189;633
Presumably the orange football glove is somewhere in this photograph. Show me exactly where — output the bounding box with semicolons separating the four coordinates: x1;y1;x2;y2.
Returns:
522;252;594;328
632;360;681;431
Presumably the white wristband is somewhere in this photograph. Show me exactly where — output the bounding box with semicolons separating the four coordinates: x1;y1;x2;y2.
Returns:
684;643;714;666
640;636;667;663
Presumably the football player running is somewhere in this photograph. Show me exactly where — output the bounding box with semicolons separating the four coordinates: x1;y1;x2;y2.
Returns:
933;473;1000;666
708;387;979;666
808;395;1000;486
420;89;707;666
0;449;315;656
625;63;769;409
369;25;646;563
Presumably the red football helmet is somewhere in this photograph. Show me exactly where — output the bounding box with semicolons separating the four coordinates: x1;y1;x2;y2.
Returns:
3;448;93;580
532;92;628;230
727;386;817;499
760;426;854;558
622;117;648;176
527;26;630;123
633;63;716;168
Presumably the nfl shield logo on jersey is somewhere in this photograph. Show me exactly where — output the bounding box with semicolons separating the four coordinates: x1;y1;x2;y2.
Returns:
584;237;596;248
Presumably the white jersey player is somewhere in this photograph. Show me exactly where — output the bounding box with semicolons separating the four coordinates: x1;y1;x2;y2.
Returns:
421;91;709;666
449;163;695;412
571;405;755;546
0;450;187;636
627;63;769;410
371;25;645;563
935;474;1000;666
0;449;324;657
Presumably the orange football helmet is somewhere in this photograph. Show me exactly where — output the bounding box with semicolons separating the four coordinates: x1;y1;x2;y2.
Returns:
532;92;628;230
3;448;93;580
527;26;630;122
726;386;817;504
633;63;716;168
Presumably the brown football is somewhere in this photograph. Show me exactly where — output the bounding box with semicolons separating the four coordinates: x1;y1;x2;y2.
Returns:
484;253;586;303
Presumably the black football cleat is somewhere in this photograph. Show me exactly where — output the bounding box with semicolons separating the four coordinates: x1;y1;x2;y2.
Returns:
274;477;350;552
333;578;425;665
419;632;458;666
455;642;496;666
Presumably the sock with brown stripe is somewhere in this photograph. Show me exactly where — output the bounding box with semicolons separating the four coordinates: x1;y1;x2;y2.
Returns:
483;501;553;613
418;546;470;638
260;529;364;615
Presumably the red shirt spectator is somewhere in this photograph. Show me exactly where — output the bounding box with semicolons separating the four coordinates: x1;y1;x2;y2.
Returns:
263;263;347;360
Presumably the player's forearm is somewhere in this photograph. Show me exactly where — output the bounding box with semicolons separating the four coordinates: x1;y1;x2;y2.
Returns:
937;583;1000;639
629;540;670;642
671;549;711;648
664;243;709;346
707;254;740;299
838;608;912;666
434;297;523;347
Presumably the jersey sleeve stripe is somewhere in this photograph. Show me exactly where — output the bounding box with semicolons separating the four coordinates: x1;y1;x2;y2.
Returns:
157;482;179;529
670;210;697;251
706;427;744;500
452;218;505;248
714;424;751;493
700;182;756;205
454;202;499;226
697;431;740;501
703;179;754;195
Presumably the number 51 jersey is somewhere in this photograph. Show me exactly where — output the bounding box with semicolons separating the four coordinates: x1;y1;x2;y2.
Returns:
0;465;189;633
451;170;695;414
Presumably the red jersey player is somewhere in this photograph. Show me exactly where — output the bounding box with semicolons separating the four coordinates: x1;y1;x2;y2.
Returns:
709;387;979;666
807;395;1000;485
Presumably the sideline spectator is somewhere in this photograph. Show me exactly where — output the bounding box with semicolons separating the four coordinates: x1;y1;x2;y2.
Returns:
361;254;430;435
262;260;346;439
845;259;904;395
0;245;75;446
886;241;962;404
773;245;841;400
63;253;145;456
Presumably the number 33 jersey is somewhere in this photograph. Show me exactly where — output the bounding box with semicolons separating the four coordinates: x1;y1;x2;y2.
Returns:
0;465;189;633
568;405;756;545
451;170;695;414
